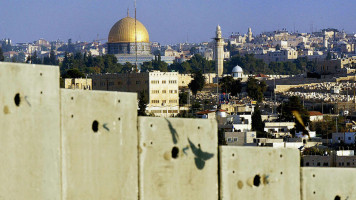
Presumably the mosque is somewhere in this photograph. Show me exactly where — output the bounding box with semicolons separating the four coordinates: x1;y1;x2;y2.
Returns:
107;12;174;65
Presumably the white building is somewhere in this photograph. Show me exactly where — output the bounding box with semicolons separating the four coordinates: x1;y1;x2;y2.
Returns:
91;71;179;117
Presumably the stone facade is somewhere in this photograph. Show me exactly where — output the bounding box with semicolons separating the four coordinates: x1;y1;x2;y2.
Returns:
64;78;92;90
90;71;179;116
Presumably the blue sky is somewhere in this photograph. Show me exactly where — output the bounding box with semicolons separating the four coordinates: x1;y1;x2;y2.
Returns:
0;0;355;44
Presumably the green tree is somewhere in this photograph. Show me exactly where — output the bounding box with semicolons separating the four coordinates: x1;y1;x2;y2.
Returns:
179;92;188;106
31;51;42;64
219;76;242;97
188;70;205;96
246;77;267;102
326;51;332;60
62;68;85;78
122;62;134;72
231;79;242;96
219;76;234;94
252;105;265;133
277;96;310;132
0;47;4;61
138;91;148;116
50;50;57;65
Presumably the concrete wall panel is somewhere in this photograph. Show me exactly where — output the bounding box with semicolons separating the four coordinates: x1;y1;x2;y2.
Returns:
61;89;138;200
301;167;356;200
219;147;300;200
138;117;218;200
0;62;61;199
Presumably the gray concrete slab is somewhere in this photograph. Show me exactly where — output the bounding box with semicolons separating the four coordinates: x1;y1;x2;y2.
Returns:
301;167;356;200
61;89;138;200
0;62;61;199
219;146;301;200
138;117;218;200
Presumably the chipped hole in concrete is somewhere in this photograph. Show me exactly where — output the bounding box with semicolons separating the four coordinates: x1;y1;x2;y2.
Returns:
71;114;74;118
253;175;261;187
280;171;283;175
118;117;121;121
71;97;74;100
237;180;243;189
232;153;235;157
92;120;99;132
150;141;153;145
313;174;316;178
3;106;9;114
334;195;341;200
14;93;20;107
40;72;42;76
197;126;200;130
171;146;179;159
40;91;43;94
232;170;235;174
280;154;283;158
118;99;121;103
150;124;153;128
313;191;316;195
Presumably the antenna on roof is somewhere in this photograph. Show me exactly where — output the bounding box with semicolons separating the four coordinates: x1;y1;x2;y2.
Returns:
135;0;138;72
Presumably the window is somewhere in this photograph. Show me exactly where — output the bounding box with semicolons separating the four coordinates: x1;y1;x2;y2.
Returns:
347;162;350;166
151;90;159;94
169;90;177;93
305;162;309;166
317;162;320;166
162;100;166;104
162;90;166;93
136;81;141;84
151;80;159;84
169;100;178;103
348;137;351;140
323;162;328;166
227;138;232;142
169;80;177;84
151;100;159;104
162;80;166;84
233;138;238;142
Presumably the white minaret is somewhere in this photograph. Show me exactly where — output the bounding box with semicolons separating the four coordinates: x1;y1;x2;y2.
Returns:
247;27;253;43
214;25;224;77
323;31;328;49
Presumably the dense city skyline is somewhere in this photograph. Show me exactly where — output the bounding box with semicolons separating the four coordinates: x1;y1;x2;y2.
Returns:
0;0;355;44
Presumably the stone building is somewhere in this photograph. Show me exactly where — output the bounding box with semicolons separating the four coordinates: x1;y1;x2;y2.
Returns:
316;57;356;75
64;78;92;90
91;71;179;116
255;48;298;63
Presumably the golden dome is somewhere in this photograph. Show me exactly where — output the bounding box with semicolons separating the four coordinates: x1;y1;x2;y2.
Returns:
108;17;149;43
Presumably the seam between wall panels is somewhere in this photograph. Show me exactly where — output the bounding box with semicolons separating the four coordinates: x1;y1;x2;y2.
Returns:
59;88;63;200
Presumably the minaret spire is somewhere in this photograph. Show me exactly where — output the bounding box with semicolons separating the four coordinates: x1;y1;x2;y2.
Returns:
127;7;129;17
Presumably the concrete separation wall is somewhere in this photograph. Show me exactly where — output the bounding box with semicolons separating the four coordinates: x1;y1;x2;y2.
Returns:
0;63;61;199
1;62;354;199
219;147;300;200
301;168;356;200
138;117;218;200
61;89;138;199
